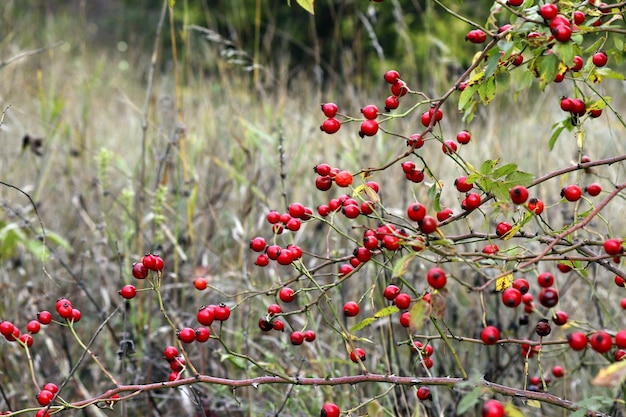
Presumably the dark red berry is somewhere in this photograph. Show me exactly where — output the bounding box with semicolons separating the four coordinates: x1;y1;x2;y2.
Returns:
480;326;500;345
509;185;529;205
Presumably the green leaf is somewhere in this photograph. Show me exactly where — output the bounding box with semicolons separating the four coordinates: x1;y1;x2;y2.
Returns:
350;306;399;332
220;353;247;370
408;300;431;333
466;173;481;184
350;317;376;333
491;182;511;202
392;252;417;278
516;70;535;92
549;123;565;150
477;76;497;105
427;183;441;211
374;305;400;319
492;163;517;179
480;159;499;175
458;83;478;111
614;36;624;52
168;0;176;6
538;53;559;90
296;0;315;14
503;170;535;187
456;387;482;415
553;41;574;67
596;68;625;80
484;51;501;79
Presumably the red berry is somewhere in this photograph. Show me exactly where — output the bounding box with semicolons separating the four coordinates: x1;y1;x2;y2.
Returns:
303;330;316;342
501;287;522;308
383;285;400;301
385;95;400;111
407;203;427;222
570;99;586;116
37;311;53;325
538;287;559;308
249;237;267;252
119;284;137;299
562;185;582;201
552;24;572;42
442;140;457;154
455;176;473;193
592;51;608;67
461;193;481;211
466;29;487;44
615;330;626;349
193;277;208;290
527;198;544;215
19;333;33;347
320;402;340;417
258;317;273;332
571;55;584;72
589;331;613;353
615;275;626;287
604;238;623;255
0;321;14;338
290;331;305;345
334;170;353;187
394;293;412;310
482;399;505;417
384;70;401;84
197;306;215;326
537;272;554;288
195;327;211;343
539;3;559;20
143;253;164;271
279;287;296;303
314;163;332;176
350;347;366;362
266;210;281;224
557;262;572;273
416;386;432;401
553;309;569;325
177;327;196;344
495;221;513;238
509;185;529;204
390;80;408;97
456;130;471;144
321;103;338;118
315;175;332;191
419;215;438;234
213;303;231;321
552;365;565;378
426;268;447;289
343;301;360;317
272;320;285;331
42;383;58;394
321;118;341;134
480;326;501;345
399;311;410;327
361;104;379;120
407;133;424;149
37;390;54;406
436;207;453;221
512;278;530;294
568;331;588;350
131;262;149;279
535;319;552;337
163;345;179;361
359;119;379;137
255;254;270;267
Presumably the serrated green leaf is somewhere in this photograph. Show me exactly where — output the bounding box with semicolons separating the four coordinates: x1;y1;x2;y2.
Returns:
296;0;315;14
350;317;376;332
478;76;497;105
595;68;625;80
480;159;499;175
456;387;482;415
458;83;478;111
495;68;510;91
491;182;511;201
485;51;501;79
392;252;417;278
549;124;565;150
614;36;624;52
504;170;535;187
553;41;574;67
374;305;400;319
466;173;481;184
427;183;440;209
492;163;517;179
539;53;559;90
516;69;535;92
478;178;493;193
409;300;431;333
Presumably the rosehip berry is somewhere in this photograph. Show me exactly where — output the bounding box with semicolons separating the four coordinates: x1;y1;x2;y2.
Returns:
321;118;341;134
495;221;513;238
480;326;501;345
394;293;412;310
384;70;401;84
527;198;544;215
537;272;554;288
343;301;360;317
0;321;14;338
535;319;552;337
466;29;487;44
303;330;316;342
539;3;559;20
604;238;623;255
359;119;379;137
320;402;340;417
461;193;481;211
592;51;608;67
143;253;164;271
37;390;54;406
315;175;332;191
334;170;353;187
213;303;231;321
197;305;215;326
571;55;584;72
538;287;559;308
512;278;530;294
258;317;273;332
416;386;432;401
131;262;149;279
615;330;626;348
616;275;626;287
407;203;427;222
426;267;447;289
442;140;457;154
568;331;588;350
255;254;270;267
437;207;453;221
501;287;522;308
456;130;471;144
177;327;196;344
557;262;572;273
553;310;568;325
589;331;613;353
163;345;179;361
383;285;400;301
570;99;586;116
272;320;285;331
19;333;33;347
552;24;572;42
552;365;565;378
407;133;424;149
455;176;473;193
119;285;137;299
350;347;366;362
249;237;267;252
195;327;210;342
482;399;505;417
279;287;296;303
290;331;305;345
419;215;438;234
391;80;408;97
509;185;529;205
385;95;400;111
37;311;53;325
321;103;338;118
399;311;410;327
361;104;379;120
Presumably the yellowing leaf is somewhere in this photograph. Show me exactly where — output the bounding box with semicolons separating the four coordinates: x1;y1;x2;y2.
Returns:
496;274;513;291
504;402;525;417
590;73;603;83
592;360;626;387
296;0;315;14
527;400;541;408
409;300;431;333
353;184;380;204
